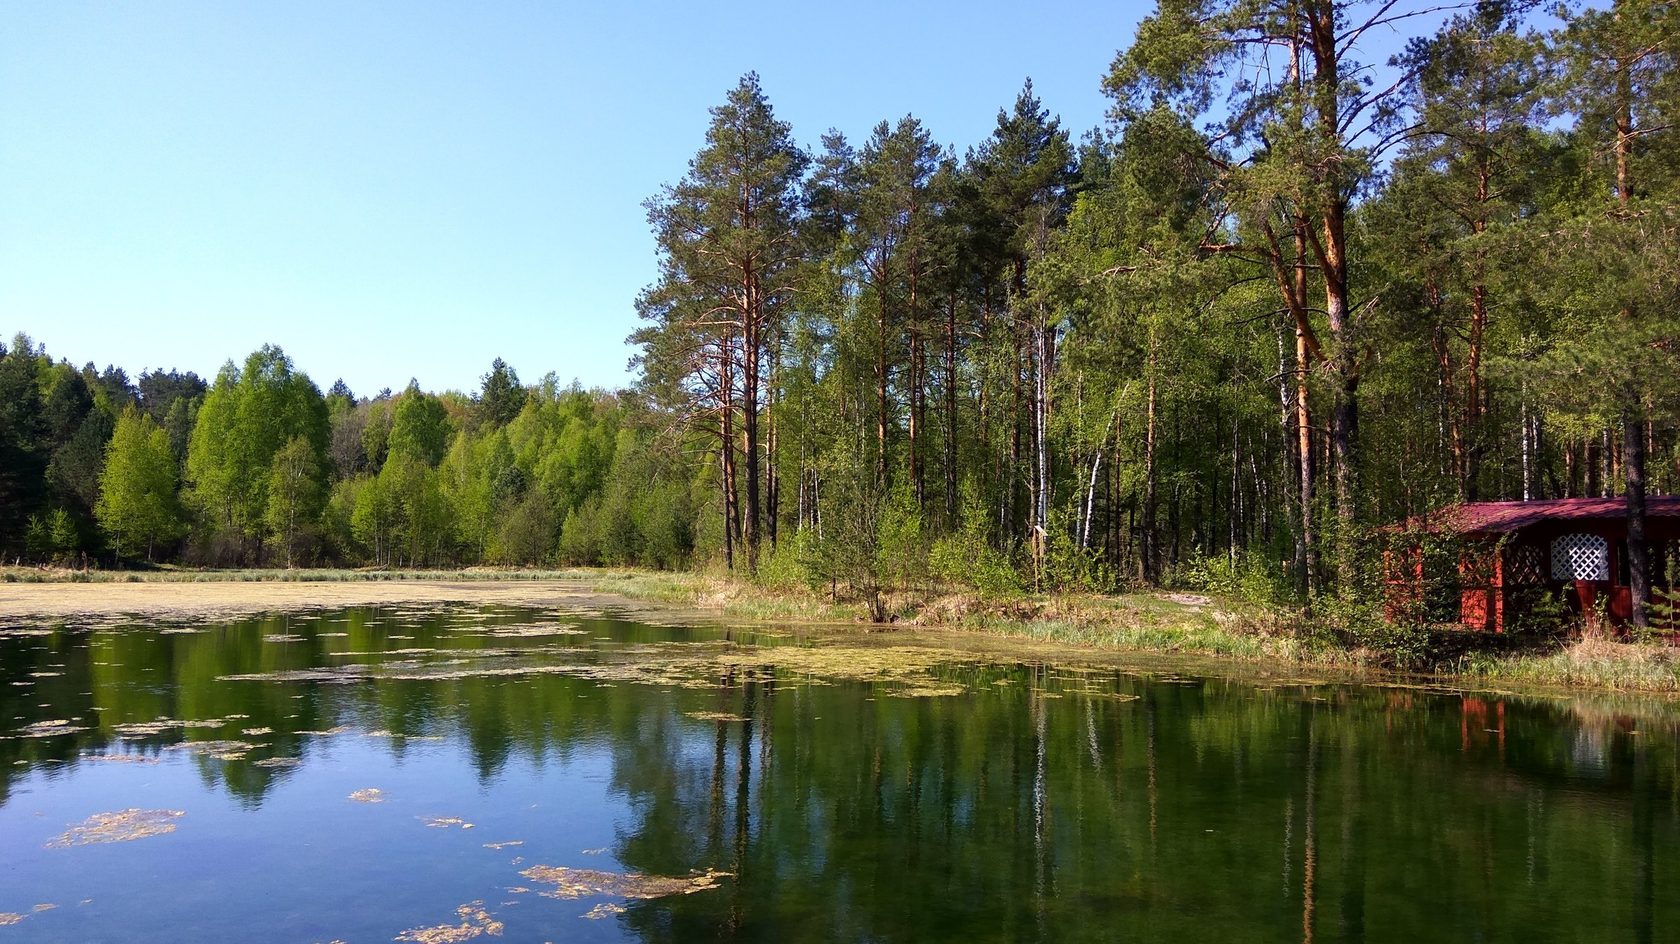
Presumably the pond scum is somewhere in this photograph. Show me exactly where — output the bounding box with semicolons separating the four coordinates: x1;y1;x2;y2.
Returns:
519;864;733;900
394;901;504;943
217;638;993;698
45;809;183;848
2;607;1186;938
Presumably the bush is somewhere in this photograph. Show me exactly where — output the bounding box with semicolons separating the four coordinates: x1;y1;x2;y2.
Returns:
754;530;815;590
494;491;557;565
802;448;893;620
1181;551;1287;607
557;496;601;565
929;481;1021;600
1287;596;1434;669
1041;508;1115;593
876;482;928;593
637;481;693;570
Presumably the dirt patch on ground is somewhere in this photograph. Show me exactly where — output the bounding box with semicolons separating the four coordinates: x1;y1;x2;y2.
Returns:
0;580;635;625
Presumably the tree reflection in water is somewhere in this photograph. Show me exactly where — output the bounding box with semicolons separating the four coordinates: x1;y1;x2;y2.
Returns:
0;604;1674;942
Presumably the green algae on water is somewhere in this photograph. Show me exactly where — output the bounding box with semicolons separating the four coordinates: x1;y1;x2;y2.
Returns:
519;864;731;900
393;901;504;943
46;809;183;848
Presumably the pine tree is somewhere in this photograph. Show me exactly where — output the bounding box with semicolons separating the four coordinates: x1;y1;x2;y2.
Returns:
476;358;527;428
635;73;806;570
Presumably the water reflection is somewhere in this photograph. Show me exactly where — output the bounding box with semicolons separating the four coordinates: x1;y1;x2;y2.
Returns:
0;604;1675;942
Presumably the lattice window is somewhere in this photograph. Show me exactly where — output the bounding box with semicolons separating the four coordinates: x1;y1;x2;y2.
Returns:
1460;549;1497;586
1505;544;1546;586
1550;533;1609;581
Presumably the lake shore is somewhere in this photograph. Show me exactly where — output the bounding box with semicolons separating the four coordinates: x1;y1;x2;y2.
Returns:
4;565;1679;700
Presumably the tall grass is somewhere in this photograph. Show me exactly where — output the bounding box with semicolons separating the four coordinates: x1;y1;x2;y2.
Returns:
1455;637;1680;693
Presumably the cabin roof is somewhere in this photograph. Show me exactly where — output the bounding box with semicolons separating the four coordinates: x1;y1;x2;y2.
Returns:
1409;497;1680;536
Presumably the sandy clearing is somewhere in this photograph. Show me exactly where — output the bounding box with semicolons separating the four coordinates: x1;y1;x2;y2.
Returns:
0;579;626;623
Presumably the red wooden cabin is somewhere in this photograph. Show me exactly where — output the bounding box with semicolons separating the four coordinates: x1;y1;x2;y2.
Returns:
1383;497;1680;633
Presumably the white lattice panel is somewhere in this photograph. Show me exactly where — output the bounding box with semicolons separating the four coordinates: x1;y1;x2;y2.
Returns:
1551;533;1609;581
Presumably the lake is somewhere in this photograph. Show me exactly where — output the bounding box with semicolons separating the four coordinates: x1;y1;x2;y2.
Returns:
0;601;1674;942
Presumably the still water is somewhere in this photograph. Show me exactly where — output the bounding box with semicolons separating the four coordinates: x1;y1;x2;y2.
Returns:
0;601;1675;943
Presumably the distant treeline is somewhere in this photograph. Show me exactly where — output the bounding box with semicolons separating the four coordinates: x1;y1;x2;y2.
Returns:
4;1;1679;618
0;342;691;570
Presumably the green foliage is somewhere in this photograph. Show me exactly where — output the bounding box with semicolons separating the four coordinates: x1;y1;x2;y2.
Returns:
380;455;451;566
265;436;325;567
803;449;892;620
476;357;527;428
1313;596;1436;671
185;346;327;555
350;474;396;565
388;383;451;467
0;335;50;557
1181;552;1287;608
96;407;184;560
558;496;601;565
636;479;693;570
1041;508;1116;593
1507;587;1575;638
494;491;557;565
929;484;1021;600
875;481;928;593
754;530;816;591
25;507;80;565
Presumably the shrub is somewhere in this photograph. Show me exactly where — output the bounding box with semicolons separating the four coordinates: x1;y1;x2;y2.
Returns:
754;530;815;590
557;496;601;565
1181;551;1287;607
929;486;1021;600
494;491;557;565
637;482;693;570
876;482;928;594
1041;508;1116;594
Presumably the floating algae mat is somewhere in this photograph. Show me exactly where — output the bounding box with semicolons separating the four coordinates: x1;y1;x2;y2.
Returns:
520;864;732;900
2;600;1680;941
45;809;184;848
394;901;504;943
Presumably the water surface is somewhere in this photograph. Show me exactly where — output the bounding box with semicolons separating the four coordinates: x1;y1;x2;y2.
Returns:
0;601;1675;942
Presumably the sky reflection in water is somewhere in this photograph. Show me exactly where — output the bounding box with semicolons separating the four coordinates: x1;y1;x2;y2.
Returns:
0;603;1675;943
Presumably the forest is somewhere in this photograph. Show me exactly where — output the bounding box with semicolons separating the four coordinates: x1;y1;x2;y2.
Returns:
1;0;1676;622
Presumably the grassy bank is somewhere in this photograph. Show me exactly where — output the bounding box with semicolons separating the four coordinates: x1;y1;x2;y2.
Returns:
6;564;1679;696
560;569;1680;695
1453;637;1680;693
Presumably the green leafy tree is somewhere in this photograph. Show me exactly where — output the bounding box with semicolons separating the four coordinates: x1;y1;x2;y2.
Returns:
389;381;451;466
266;436;325;567
350;474;397;566
96;407;183;560
1536;0;1680;628
185;346;328;558
1105;0;1426;587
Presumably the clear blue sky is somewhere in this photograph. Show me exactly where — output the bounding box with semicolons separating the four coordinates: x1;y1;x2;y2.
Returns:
1;1;1147;396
